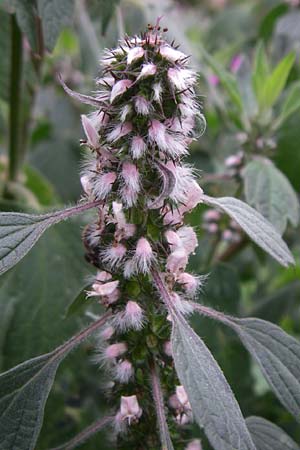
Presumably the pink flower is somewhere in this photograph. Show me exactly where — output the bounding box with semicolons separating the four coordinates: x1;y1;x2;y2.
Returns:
168;68;196;90
106;122;132;142
170;292;194;315
115;360;134;383
100;325;115;340
96;270;112;282
134;237;154;273
120;104;132;122
163;341;173;357
105;342;127;359
131;136;146;159
137;63;157;80
110;79;133;103
115;300;144;331
166;249;188;274
177;226;198;255
203;209;221;222
148;119;168;151
225;151;243;168
208;74;219;86
121;162;140;192
81;114;99;148
116;395;142;428
127;46;144;65
177;272;200;296
230;54;243;74
121;162;140;207
94;172;117;199
102;243;127;267
165;230;182;250
80;175;92;195
134;96;151;115
87;279;119;297
152;82;162;103
159;45;186;62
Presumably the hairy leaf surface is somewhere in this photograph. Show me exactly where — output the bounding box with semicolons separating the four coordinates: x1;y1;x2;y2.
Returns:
243;158;299;234
246;416;300;450
172;316;256;450
0;201;97;275
232;318;300;422
203;195;294;267
0;314;109;450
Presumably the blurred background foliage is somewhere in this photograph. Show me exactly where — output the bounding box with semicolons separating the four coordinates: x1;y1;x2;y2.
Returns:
0;0;299;448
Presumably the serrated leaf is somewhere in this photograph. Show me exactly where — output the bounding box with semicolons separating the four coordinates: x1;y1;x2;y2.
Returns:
232;318;300;423
0;201;98;275
246;416;300;450
0;314;109;450
171;316;256;450
243;158;299;234
37;0;74;52
202;195;295;267
274;81;300;129
259;52;295;111
0;220;90;367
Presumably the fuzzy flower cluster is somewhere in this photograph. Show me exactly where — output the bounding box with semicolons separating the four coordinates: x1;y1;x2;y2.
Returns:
65;24;206;448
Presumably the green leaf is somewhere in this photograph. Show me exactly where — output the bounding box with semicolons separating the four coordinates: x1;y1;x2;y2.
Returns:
246;416;300;450
0;313;110;450
37;0;74;52
0;220;90;367
232;318;300;423
171;316;256;450
202;195;295;267
0;201;98;276
273;81;300;129
243;158;299;234
259;52;295;111
252;42;270;103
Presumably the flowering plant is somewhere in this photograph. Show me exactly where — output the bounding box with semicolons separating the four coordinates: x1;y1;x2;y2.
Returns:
0;16;299;450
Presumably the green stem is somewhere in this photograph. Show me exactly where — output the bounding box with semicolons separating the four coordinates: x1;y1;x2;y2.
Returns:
8;15;23;182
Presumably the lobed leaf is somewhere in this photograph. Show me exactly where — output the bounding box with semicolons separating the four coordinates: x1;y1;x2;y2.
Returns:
0;313;110;450
202;195;295;267
246;416;300;450
0;201;99;276
243;158;299;234
171;315;256;450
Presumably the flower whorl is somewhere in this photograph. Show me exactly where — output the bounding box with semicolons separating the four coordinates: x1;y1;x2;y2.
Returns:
65;24;206;447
